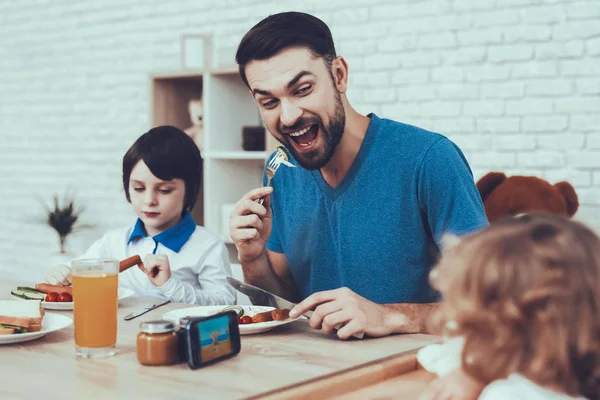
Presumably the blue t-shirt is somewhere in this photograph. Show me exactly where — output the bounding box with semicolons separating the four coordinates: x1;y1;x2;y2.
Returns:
266;114;488;303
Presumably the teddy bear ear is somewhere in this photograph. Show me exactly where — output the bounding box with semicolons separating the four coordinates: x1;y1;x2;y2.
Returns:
476;172;507;203
554;181;579;217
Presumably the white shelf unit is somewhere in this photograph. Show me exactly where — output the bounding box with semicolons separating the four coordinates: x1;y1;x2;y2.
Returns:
151;68;275;257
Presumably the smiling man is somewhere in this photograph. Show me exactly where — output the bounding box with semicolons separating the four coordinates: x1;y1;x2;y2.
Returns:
229;12;488;339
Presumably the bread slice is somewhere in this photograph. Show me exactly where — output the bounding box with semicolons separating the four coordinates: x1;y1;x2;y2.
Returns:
0;326;16;334
27;323;42;332
0;300;44;331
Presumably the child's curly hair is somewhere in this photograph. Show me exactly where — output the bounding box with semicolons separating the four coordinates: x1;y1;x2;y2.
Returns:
430;213;600;399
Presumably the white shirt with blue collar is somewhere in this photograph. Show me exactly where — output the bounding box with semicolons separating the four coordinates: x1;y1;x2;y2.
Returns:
72;212;236;305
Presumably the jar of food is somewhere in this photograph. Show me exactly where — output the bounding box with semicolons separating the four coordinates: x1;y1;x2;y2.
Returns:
137;320;178;366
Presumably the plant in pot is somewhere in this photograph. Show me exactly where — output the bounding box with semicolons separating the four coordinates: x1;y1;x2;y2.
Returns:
41;193;92;263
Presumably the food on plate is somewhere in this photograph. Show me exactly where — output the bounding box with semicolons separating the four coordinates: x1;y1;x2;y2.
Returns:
42;292;73;303
11;285;74;303
35;283;72;295
11;288;45;301
221;305;244;317
57;292;73;302
0;300;45;334
119;255;142;273
218;306;294;325
271;308;291;321
46;292;59;302
16;286;39;293
251;310;274;323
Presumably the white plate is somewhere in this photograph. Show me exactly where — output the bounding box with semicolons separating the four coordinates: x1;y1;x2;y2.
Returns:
163;305;302;335
12;287;136;311
0;313;73;344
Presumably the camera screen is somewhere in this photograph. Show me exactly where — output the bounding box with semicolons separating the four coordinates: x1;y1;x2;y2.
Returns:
198;314;233;362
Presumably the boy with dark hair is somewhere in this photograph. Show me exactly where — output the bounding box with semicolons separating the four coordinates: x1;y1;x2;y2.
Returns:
46;126;235;305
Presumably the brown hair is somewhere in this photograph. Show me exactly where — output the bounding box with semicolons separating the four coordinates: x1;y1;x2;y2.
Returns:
430;213;600;399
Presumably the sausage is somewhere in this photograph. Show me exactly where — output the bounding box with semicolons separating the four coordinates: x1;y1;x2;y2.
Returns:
35;283;72;295
271;309;291;321
251;310;273;323
119;255;142;273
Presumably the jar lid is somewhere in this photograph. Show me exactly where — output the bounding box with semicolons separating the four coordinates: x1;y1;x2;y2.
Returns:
139;320;175;334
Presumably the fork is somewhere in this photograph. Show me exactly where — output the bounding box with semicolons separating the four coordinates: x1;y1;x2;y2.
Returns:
256;154;284;205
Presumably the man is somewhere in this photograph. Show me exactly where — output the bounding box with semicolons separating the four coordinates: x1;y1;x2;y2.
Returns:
229;12;488;339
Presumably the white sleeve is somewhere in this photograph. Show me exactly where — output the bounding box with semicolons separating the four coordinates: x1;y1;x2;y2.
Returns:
479;375;565;400
417;337;464;376
157;240;236;305
478;380;522;400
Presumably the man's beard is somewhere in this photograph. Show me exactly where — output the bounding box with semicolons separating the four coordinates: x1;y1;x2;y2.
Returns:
275;91;346;170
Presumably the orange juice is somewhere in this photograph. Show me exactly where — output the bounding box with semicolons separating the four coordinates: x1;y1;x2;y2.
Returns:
73;272;118;348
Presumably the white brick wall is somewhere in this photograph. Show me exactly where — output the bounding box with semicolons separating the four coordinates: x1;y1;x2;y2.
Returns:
0;0;599;279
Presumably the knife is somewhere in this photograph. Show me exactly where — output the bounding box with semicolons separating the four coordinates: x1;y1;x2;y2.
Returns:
123;299;171;321
226;277;364;339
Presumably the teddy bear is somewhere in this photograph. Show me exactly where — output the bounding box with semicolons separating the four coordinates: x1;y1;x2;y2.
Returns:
184;98;204;155
476;172;579;223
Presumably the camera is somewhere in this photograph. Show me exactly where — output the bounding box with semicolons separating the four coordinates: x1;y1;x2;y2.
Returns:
179;310;241;369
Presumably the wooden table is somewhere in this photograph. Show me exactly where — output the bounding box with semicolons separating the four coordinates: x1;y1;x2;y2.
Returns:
0;279;439;399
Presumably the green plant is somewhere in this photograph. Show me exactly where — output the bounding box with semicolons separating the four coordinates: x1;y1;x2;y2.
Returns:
41;194;91;254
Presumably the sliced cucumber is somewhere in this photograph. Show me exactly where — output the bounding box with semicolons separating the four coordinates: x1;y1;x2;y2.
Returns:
11;289;45;300
16;286;43;294
0;324;27;334
276;146;291;161
10;290;27;299
23;292;45;300
12;286;47;301
221;305;244;317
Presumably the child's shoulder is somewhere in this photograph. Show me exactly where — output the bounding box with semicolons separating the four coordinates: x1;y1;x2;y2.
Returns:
480;374;583;400
187;225;226;247
98;225;139;244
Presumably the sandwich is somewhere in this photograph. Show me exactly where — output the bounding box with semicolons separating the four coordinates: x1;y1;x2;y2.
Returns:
0;300;45;334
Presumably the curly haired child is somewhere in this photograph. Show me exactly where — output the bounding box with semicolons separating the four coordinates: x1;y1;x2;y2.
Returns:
418;213;599;400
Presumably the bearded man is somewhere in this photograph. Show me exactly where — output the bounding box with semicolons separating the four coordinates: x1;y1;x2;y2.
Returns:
229;12;488;339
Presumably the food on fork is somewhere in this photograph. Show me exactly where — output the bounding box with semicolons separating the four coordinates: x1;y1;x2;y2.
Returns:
256;146;296;205
0;300;45;334
275;145;292;163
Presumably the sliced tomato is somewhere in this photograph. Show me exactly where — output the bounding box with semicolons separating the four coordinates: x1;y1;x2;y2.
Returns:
46;292;59;302
58;292;73;302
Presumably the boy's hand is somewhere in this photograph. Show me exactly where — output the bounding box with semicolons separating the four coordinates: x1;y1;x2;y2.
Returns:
418;368;485;400
139;254;172;287
44;264;73;286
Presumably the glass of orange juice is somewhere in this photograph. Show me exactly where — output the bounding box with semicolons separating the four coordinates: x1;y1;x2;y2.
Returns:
72;259;119;358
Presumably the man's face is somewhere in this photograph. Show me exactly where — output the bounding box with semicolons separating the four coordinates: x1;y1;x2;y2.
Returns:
245;47;345;170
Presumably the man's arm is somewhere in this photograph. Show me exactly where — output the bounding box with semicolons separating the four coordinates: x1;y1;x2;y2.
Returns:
241;249;299;302
418;137;488;244
230;186;299;301
290;287;439;339
380;302;439;334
